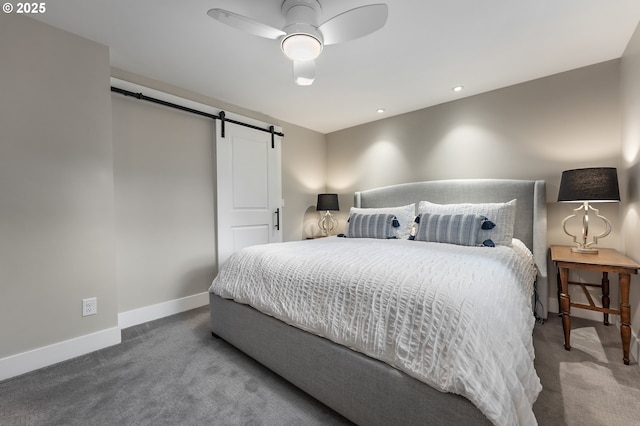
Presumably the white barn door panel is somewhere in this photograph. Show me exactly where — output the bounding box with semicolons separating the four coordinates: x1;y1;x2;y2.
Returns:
216;122;282;267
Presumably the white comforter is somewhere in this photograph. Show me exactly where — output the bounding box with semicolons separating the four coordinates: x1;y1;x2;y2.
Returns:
210;237;541;426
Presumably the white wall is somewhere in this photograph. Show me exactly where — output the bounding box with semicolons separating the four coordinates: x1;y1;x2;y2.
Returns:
0;14;119;365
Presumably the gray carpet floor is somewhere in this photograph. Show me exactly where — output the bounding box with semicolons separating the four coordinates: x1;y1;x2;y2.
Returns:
532;314;640;426
1;306;639;425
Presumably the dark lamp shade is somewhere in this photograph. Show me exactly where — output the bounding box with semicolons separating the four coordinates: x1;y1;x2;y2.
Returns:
316;193;339;211
557;167;620;203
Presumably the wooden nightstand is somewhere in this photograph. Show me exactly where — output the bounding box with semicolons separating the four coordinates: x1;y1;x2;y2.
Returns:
550;245;640;364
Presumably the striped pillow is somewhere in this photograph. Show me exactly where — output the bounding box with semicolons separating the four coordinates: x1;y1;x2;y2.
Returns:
346;213;400;239
417;200;516;246
414;213;487;246
346;204;415;239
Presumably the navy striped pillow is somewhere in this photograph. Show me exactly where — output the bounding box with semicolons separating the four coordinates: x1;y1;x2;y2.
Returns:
414;213;485;246
346;213;399;239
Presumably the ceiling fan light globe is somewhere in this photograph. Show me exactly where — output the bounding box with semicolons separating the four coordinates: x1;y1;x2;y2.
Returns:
281;34;323;61
295;76;315;86
293;60;316;86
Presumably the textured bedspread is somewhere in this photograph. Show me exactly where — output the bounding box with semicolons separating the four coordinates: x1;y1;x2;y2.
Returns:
209;237;541;425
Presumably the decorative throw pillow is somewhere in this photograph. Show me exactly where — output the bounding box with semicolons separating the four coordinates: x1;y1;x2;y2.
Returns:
413;213;494;246
346;213;400;239
417;199;517;246
346;204;415;239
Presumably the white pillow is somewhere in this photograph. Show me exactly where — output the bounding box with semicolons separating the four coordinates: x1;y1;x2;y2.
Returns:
417;199;517;246
346;203;415;239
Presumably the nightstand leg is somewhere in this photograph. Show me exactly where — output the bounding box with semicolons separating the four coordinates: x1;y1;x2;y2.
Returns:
556;268;562;317
560;267;571;351
620;273;631;365
602;272;610;325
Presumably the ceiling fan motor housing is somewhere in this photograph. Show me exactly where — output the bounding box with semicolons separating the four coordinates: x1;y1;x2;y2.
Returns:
281;0;324;46
208;0;388;85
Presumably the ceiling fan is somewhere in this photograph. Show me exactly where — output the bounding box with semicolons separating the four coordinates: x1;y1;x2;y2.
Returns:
207;0;388;86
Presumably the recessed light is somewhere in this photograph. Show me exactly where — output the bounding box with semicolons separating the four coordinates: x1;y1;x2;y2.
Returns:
452;85;464;92
376;108;385;114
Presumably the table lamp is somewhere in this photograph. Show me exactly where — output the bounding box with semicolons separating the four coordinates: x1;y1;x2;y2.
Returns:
316;193;339;236
557;167;620;253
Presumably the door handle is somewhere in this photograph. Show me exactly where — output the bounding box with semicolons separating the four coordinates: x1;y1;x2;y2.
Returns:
275;208;280;231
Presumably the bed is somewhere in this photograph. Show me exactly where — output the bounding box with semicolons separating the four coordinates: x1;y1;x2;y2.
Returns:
209;179;547;426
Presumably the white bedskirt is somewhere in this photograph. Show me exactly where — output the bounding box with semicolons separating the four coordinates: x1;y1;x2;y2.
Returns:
210;237;541;426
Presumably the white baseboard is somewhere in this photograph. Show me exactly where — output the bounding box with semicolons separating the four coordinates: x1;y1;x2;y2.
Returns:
0;327;121;382
547;296;558;316
0;292;210;382
118;291;209;329
632;329;640;364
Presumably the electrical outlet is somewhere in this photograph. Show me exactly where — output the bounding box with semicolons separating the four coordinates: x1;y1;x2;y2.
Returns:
82;297;97;317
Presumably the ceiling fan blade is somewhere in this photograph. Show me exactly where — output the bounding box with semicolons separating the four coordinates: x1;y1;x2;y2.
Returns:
319;4;388;46
293;60;316;86
207;8;285;40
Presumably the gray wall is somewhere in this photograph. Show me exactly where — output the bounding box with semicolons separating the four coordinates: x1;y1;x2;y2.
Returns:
326;59;623;316
3;11;639;371
326;60;621;212
112;95;216;313
621;20;640;362
280;124;327;239
0;15;326;365
110;68;328;243
0;14;117;357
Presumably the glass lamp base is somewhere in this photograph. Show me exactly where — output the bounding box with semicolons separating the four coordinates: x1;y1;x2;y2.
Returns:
318;211;337;236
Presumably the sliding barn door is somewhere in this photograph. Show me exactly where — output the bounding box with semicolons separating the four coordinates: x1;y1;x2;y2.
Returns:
216;122;282;267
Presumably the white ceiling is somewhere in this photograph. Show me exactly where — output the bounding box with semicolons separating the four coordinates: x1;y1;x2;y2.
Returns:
33;0;640;134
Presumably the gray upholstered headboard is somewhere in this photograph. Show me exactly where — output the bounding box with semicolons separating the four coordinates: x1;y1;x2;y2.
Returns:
354;179;548;319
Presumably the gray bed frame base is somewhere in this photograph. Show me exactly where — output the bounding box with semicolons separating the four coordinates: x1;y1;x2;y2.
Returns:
210;294;491;425
210;179;547;426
